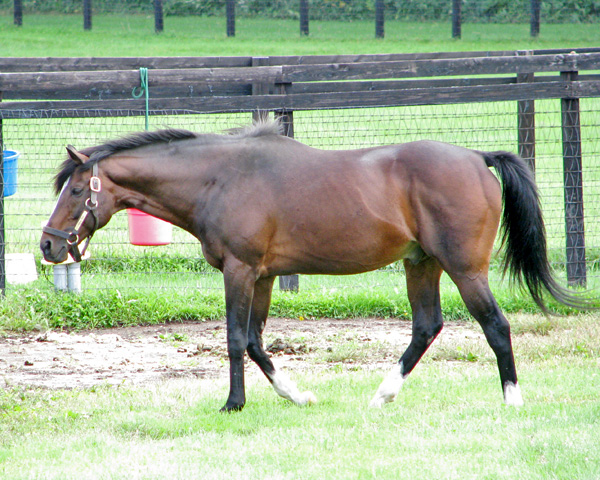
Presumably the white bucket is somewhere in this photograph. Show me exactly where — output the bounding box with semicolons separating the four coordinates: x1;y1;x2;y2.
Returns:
6;253;38;284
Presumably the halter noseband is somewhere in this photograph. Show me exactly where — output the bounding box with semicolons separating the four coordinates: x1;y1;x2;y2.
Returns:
42;162;101;263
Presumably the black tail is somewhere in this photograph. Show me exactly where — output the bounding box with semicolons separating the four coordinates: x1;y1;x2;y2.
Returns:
481;151;595;312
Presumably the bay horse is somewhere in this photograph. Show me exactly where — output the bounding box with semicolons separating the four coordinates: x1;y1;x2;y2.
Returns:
40;120;591;412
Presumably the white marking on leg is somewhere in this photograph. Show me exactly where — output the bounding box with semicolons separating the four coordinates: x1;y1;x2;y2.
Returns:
504;381;524;407
270;370;317;406
370;362;405;408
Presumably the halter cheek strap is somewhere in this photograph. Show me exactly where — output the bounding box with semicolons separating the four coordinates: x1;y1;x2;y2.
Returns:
42;163;101;263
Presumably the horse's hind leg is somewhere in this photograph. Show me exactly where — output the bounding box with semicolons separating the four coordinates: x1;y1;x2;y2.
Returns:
247;276;316;406
371;257;444;407
450;275;523;406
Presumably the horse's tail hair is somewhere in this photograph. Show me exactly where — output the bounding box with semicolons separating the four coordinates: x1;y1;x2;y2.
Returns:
481;150;596;312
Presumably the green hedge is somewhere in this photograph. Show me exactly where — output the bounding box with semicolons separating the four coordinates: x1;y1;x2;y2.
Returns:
1;0;599;23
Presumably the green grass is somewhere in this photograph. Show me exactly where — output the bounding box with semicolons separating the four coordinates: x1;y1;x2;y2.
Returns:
2;14;600;57
1;268;591;332
1;356;598;479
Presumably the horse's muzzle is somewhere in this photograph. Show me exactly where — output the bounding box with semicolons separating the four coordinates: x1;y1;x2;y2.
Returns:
40;236;69;264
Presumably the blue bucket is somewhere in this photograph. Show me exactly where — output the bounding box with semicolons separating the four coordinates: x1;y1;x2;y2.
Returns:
3;150;19;197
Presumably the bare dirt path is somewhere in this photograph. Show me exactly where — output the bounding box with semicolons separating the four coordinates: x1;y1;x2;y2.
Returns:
1;318;481;389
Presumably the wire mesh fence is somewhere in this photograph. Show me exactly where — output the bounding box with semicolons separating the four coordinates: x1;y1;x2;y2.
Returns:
3;97;600;294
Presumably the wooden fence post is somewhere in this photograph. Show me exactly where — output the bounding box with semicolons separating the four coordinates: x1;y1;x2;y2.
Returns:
516;52;536;173
226;0;235;37
13;0;22;26
83;0;92;31
275;82;300;292
375;0;384;38
517;75;536;173
0;92;5;296
252;57;271;124
452;0;461;39
154;0;164;33
299;0;309;36
561;70;586;287
530;0;541;37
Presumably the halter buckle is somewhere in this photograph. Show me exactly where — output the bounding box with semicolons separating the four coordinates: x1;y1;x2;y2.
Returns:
90;176;102;192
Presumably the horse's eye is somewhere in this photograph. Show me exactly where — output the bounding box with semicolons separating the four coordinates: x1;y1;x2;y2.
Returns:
71;187;84;197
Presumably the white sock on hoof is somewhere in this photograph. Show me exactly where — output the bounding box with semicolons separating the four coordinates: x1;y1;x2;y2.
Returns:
370;363;405;408
270;370;317;406
504;381;524;407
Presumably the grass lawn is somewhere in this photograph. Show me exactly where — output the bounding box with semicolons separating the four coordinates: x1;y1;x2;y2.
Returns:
1;313;599;479
1;14;600;57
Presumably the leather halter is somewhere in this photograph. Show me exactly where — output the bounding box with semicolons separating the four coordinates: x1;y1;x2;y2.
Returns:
42;162;101;263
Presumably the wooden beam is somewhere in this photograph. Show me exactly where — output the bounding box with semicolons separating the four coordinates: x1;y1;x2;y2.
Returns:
2;80;600;117
2;49;600;73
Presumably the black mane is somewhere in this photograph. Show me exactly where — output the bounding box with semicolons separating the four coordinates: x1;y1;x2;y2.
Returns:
53;120;283;195
54;129;197;194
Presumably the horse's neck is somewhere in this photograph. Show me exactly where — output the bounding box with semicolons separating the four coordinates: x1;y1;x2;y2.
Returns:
107;152;208;227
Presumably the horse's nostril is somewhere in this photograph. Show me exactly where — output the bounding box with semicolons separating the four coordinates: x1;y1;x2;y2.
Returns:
41;240;52;256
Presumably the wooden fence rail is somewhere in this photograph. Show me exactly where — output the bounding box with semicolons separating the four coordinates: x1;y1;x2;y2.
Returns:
1;47;600;291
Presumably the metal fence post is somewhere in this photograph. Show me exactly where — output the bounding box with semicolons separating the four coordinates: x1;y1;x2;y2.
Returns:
561;70;586;287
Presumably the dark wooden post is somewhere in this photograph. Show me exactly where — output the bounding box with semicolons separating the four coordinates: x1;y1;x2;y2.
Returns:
561;70;586;287
154;0;164;33
452;0;461;39
275;82;299;292
0;92;5;296
299;0;309;36
14;0;23;26
530;0;541;37
226;0;235;37
517;51;536;173
517;74;536;173
83;0;92;31
252;57;271;124
375;0;384;38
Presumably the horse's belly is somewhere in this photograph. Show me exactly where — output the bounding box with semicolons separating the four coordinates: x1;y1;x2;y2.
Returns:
265;233;420;276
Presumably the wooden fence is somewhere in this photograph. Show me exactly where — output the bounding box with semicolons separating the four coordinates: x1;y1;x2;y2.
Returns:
1;47;600;292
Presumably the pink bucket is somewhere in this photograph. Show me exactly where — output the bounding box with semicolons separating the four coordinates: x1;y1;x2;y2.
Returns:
127;209;172;246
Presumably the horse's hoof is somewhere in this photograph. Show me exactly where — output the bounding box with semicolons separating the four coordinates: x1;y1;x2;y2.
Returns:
220;403;244;413
301;391;317;406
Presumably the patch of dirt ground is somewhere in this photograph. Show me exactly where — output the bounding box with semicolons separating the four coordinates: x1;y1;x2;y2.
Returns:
0;318;482;390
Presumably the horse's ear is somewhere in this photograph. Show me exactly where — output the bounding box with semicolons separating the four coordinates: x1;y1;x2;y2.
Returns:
66;145;89;164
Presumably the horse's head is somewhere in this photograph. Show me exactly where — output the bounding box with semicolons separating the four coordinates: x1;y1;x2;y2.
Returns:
40;145;112;264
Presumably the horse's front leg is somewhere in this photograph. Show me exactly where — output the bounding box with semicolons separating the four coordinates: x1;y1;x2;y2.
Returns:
221;260;256;412
247;276;317;406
